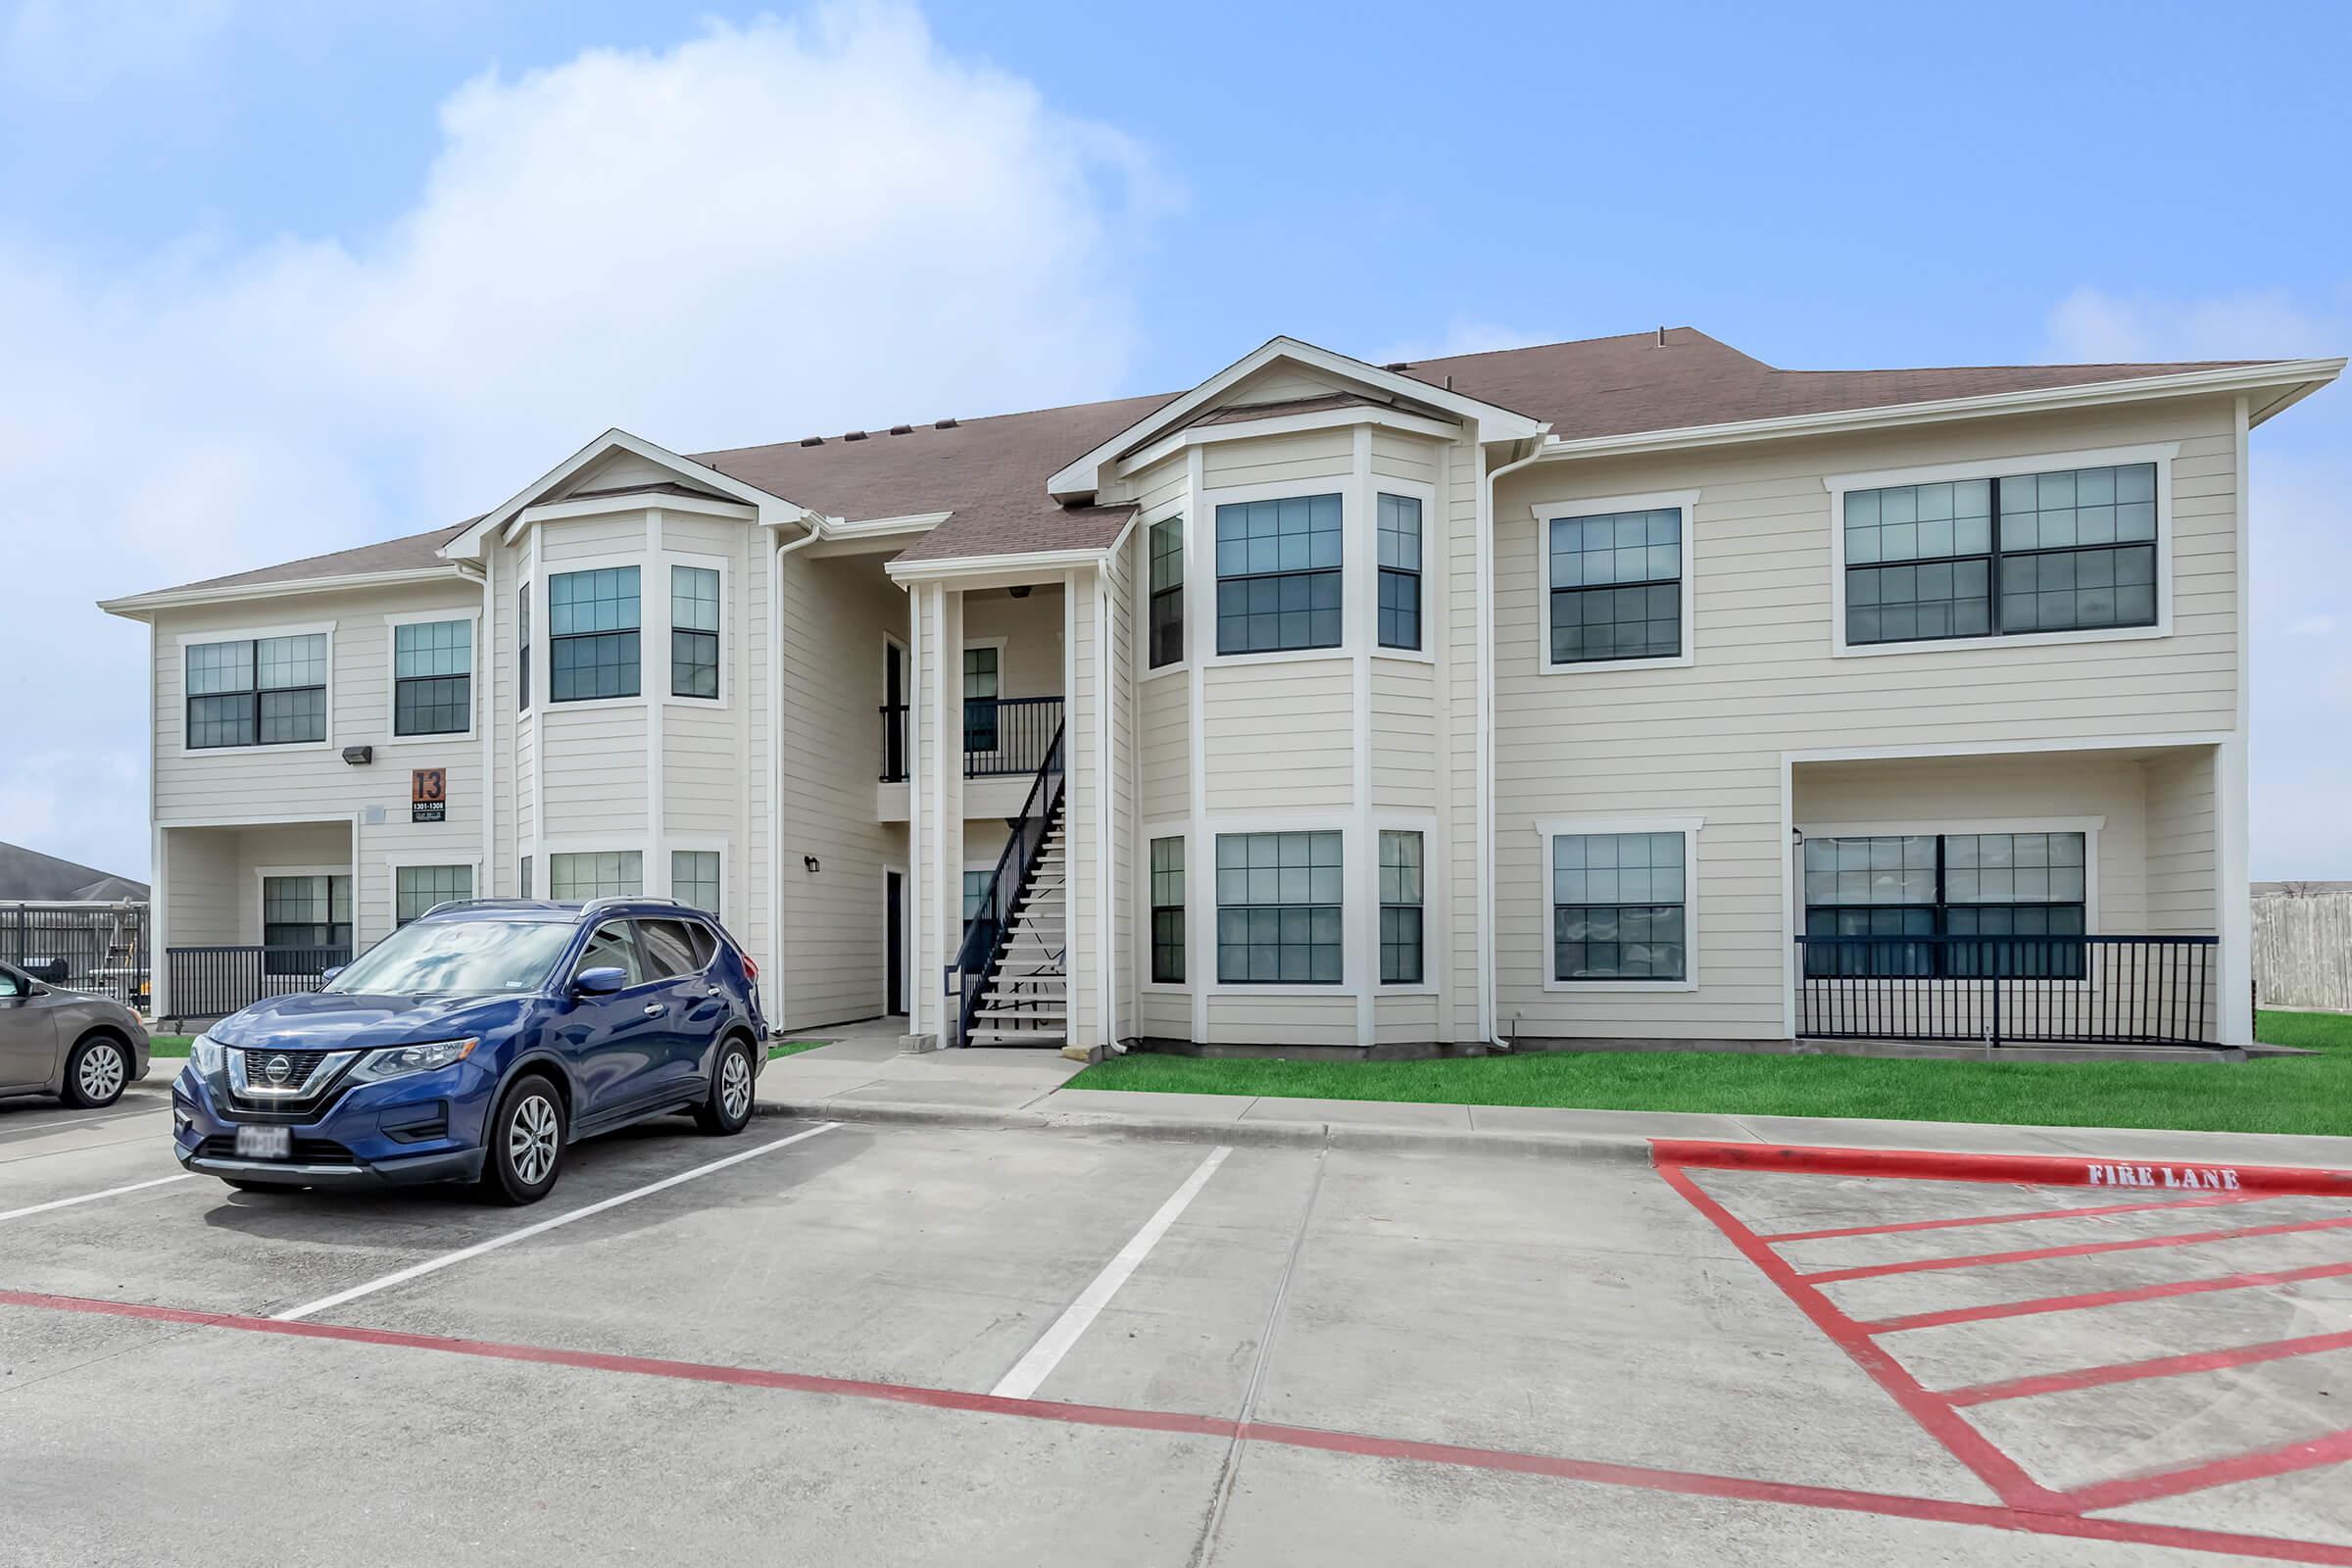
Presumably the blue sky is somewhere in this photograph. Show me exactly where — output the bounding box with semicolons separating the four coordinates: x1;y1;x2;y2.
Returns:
4;0;2346;879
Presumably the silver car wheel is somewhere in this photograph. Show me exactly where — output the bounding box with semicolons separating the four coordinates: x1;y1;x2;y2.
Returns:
719;1050;752;1121
510;1093;560;1186
76;1041;125;1102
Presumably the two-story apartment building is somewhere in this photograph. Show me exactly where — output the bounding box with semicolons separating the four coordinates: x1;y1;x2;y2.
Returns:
101;328;2339;1057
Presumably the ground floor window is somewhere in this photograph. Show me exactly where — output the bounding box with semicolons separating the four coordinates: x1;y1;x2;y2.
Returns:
672;851;721;914
1551;831;1689;983
963;869;993;935
1802;830;2086;977
1215;830;1342;984
395;864;473;926
549;851;643;901
1379;830;1423;984
519;855;532;899
262;874;352;972
1151;837;1185;983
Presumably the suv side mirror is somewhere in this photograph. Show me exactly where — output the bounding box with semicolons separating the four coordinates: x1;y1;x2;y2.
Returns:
572;965;628;997
319;965;346;986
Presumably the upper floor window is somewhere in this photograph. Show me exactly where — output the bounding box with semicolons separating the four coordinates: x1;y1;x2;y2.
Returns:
187;632;327;749
1149;515;1184;668
549;850;642;901
549;566;641;702
1215;830;1343;984
1215;493;1341;655
1545;506;1685;666
670;565;720;699
1377;494;1422;652
517;583;531;713
393;619;472;736
1843;462;2157;647
963;646;1001;753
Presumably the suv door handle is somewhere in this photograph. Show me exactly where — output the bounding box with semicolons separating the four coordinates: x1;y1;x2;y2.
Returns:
642;1004;666;1017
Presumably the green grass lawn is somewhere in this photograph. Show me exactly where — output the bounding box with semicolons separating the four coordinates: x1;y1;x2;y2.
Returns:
769;1040;828;1059
1062;1010;2352;1137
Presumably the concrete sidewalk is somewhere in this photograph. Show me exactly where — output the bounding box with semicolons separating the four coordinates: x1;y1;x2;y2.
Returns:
759;1023;2352;1170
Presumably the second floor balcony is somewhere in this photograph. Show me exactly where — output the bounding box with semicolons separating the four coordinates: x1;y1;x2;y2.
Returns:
880;694;1063;784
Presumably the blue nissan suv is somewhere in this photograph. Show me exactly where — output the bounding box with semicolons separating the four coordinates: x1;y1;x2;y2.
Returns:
172;899;768;1204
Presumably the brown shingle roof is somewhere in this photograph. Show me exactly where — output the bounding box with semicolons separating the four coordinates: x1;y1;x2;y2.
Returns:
119;328;2295;592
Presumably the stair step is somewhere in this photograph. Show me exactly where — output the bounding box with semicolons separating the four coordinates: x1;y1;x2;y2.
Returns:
975;1008;1068;1024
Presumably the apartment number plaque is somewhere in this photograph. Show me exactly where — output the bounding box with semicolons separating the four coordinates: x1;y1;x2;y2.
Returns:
412;767;447;823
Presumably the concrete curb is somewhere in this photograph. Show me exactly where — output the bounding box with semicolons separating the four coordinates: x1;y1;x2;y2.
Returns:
753;1097;1657;1164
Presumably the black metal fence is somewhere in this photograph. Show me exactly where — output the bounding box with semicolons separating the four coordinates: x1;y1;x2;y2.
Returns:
1794;934;2218;1047
1;903;148;1008
880;694;1066;783
166;945;351;1023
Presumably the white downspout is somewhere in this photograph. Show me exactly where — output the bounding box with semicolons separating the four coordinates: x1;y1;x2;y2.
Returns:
767;513;824;1032
456;559;494;894
1479;434;1549;1047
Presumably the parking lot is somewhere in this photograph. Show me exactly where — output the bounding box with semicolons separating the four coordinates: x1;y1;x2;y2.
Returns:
5;1077;2352;1565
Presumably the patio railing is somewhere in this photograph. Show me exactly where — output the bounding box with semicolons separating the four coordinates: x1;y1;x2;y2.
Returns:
879;695;1065;783
1794;934;2219;1048
166;945;351;1023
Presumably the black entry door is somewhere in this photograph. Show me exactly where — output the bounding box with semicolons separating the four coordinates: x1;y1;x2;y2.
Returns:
885;871;906;1015
883;642;906;780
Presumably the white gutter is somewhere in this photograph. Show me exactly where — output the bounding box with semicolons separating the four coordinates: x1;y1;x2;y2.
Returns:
766;515;823;1030
453;559;494;890
1478;432;1549;1047
99;565;464;619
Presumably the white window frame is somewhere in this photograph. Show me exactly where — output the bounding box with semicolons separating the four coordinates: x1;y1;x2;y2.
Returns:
1794;814;2106;934
542;552;651;713
1370;476;1439;668
1139;816;1191;994
666;840;728;919
1537;815;1704;994
384;851;482;930
541;843;650;902
960;634;1009;761
1824;442;2179;659
662;551;731;710
250;864;354;948
1371;811;1439;994
380;609;480;745
1134;497;1191;684
1533;489;1700;676
1204;816;1355;996
175;621;337;757
1200;478;1353;671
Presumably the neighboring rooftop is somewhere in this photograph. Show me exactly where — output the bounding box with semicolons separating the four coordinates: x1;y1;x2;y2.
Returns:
0;841;149;904
110;327;2313;594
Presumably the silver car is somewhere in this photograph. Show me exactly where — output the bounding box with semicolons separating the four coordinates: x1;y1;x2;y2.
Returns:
0;960;150;1107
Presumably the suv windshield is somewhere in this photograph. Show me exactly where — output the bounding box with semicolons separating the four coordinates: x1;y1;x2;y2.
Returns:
327;919;577;997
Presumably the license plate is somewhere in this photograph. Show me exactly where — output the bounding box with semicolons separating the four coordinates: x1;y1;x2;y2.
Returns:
234;1125;292;1160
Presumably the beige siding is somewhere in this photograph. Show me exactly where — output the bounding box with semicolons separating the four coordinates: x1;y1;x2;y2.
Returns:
1370;661;1439;811
1493;398;2240;1039
1200;660;1353;811
1443;439;1483;1040
1138;672;1189;822
1205;993;1356;1046
1140;990;1190;1040
1067;567;1102;1045
1374;992;1440;1046
2144;746;2220;936
1107;539;1138;1042
1201;426;1354;489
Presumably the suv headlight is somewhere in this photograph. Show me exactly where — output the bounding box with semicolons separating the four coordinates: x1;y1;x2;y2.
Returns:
188;1033;223;1075
348;1038;479;1084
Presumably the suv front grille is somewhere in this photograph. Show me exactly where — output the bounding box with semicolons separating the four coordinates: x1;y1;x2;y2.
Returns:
197;1134;356;1166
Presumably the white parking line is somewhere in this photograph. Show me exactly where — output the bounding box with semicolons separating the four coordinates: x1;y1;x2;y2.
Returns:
272;1122;841;1323
0;1173;195;1224
990;1145;1232;1401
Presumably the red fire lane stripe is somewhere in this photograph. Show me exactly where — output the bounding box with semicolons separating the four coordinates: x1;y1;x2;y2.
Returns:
1653;1140;2352;1198
2068;1426;2352;1515
1761;1190;2274;1245
1946;1329;2352;1407
1864;1259;2352;1336
8;1289;2352;1566
1799;1213;2352;1286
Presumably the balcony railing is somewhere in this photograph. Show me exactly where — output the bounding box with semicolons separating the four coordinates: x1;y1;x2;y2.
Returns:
166;945;350;1023
1794;934;2219;1048
879;695;1064;783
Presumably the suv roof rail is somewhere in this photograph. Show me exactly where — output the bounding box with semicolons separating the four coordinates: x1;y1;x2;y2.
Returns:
579;895;690;916
419;898;555;918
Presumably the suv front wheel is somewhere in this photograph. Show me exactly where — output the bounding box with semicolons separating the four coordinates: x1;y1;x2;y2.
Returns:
694;1037;756;1136
479;1073;566;1205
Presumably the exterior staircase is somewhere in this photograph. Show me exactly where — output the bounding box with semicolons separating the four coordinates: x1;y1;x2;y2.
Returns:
965;802;1067;1046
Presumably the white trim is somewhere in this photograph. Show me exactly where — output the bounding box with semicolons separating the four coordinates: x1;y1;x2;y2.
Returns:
439;427;818;561
646;514;666;887
174;621;338;758
2220;394;2254;1046
250;864;354;949
1198;475;1352;670
1530;359;2344;465
1049;335;1544;500
1096;563;1115;1050
1793;817;2106;933
888;542;1130;584
1139;816;1192;995
1133;494;1189;684
382;852;482;931
1826;441;2179;659
477;553;495;892
1370;813;1438;993
830;512;952;539
1370;473;1439;662
519;492;755;526
1349;427;1375;1044
378;610;479;746
1203;815;1355;998
1533;487;1701;675
1113;404;1463;481
664;838;729;921
103;567;459;619
1536;816;1704;995
1481;436;1546;1043
1185;446;1210;1045
542;550;654;712
660;546;733;712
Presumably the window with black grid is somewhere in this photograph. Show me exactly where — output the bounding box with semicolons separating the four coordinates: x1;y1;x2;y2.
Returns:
1215;831;1343;984
548;851;642;900
1151;836;1185;983
549;567;641;702
672;850;721;913
1215;494;1342;655
1149;516;1183;668
1377;493;1422;651
517;583;532;713
393;619;472;736
963;646;1000;752
1843;462;2158;646
1379;830;1423;984
671;565;720;698
1547;508;1683;663
263;874;352;954
187;633;328;749
1552;831;1687;981
395;864;473;926
1801;831;2087;977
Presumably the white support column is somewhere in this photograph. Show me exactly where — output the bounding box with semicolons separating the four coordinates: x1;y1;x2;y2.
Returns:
2217;737;2254;1046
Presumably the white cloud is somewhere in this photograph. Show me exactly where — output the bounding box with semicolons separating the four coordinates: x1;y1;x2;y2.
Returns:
1376;317;1549;365
0;4;1168;879
2047;286;2352;878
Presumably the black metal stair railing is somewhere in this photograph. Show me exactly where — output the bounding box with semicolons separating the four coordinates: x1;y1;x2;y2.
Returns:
879;696;1065;784
950;722;1065;1043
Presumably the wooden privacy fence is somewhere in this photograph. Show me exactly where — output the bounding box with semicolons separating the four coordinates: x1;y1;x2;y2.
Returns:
2253;891;2352;1012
